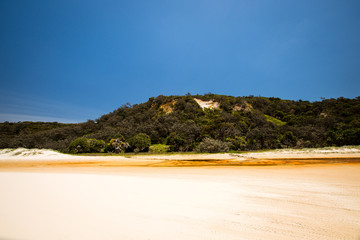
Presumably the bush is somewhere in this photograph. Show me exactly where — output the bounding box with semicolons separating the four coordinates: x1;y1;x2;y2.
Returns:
226;136;248;151
195;138;231;153
105;139;130;153
280;131;298;147
88;139;105;153
68;138;106;153
127;133;151;152
166;133;186;152
68;137;90;153
149;144;170;153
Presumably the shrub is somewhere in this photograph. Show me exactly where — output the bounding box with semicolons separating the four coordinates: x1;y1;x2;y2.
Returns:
264;115;286;126
280;131;298;147
68;138;106;153
68;137;90;153
127;133;151;152
226;136;248;151
105;139;130;153
88;139;105;153
195;138;231;153
166;133;186;152
149;144;170;153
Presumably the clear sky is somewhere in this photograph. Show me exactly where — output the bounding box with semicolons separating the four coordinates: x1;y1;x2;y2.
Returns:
1;0;359;123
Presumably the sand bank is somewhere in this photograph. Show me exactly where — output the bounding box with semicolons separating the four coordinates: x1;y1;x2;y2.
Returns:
1;147;360;168
0;165;359;240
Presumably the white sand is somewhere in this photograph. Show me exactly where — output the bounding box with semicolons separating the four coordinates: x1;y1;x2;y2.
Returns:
239;146;360;159
0;148;129;162
1;147;360;163
0;148;83;161
193;98;220;110
0;165;359;240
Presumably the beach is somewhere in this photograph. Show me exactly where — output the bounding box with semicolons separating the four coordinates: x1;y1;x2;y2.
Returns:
0;148;360;239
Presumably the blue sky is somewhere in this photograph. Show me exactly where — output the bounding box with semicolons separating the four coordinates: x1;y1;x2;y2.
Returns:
1;0;359;123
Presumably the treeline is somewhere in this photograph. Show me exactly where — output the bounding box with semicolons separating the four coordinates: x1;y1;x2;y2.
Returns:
0;94;359;153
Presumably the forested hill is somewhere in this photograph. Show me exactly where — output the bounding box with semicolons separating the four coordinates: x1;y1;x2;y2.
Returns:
1;94;359;153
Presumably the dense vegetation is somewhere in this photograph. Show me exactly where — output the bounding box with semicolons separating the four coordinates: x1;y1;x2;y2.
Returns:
1;94;359;153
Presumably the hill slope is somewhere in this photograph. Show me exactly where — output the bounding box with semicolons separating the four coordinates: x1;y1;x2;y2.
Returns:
1;94;359;152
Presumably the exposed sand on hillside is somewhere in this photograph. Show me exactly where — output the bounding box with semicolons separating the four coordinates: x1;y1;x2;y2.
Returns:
0;165;359;240
194;98;220;110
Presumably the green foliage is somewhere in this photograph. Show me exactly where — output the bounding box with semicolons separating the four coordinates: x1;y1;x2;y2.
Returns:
226;136;248;151
264;115;286;126
105;139;129;153
280;131;298;147
68;137;91;153
127;133;151;152
88;139;105;153
68;137;105;153
1;95;360;152
149;144;170;153
195;138;231;153
166;132;186;152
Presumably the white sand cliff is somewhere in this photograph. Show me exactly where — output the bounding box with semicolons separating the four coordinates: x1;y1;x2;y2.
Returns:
194;98;220;110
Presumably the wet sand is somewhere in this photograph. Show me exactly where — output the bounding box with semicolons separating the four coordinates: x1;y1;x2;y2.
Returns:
0;163;359;240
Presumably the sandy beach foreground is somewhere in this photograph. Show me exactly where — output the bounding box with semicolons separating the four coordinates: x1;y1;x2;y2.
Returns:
0;164;359;240
0;148;360;239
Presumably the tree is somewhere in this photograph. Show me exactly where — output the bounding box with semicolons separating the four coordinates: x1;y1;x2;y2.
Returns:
88;139;105;153
68;137;90;153
2;94;360;152
127;133;151;152
226;136;248;151
68;138;105;153
105;139;129;153
166;132;186;152
280;131;298;148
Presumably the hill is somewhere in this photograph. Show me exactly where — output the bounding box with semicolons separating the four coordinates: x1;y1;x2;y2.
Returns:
1;94;359;152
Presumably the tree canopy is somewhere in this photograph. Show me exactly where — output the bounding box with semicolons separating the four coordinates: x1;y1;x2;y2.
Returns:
1;94;359;153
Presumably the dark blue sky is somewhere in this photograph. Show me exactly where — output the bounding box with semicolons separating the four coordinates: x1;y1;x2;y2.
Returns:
1;0;359;122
